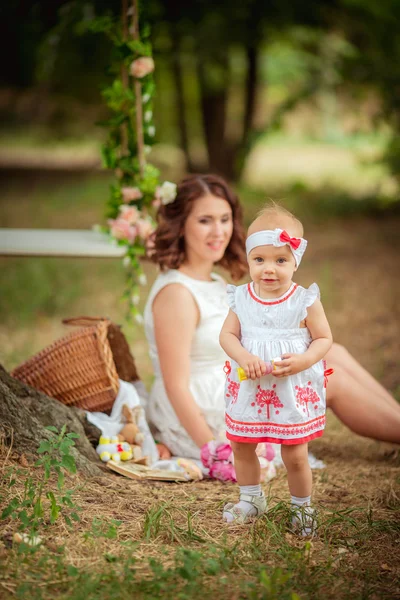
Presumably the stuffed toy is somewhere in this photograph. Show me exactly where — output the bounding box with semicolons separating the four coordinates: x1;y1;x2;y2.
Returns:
117;404;144;446
96;436;133;462
116;404;148;464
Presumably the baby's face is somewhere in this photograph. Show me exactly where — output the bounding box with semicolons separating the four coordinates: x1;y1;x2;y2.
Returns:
248;243;297;299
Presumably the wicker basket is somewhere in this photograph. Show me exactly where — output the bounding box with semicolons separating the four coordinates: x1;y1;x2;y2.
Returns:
11;317;138;413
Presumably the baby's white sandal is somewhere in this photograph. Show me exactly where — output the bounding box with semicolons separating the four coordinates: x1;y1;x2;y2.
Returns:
223;492;267;524
291;505;317;537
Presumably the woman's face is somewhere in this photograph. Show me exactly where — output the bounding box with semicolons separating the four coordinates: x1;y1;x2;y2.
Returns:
183;193;233;264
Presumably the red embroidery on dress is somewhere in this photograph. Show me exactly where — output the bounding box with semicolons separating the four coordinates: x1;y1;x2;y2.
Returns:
224;361;240;403
252;384;284;419
226;377;240;403
225;413;325;436
324;368;334;388
295;381;320;416
223;360;231;377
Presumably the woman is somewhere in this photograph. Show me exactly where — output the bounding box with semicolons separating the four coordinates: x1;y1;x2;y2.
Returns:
144;174;400;462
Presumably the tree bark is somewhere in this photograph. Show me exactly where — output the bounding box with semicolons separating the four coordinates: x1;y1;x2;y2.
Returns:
0;365;102;478
197;53;234;178
171;32;195;173
242;45;259;148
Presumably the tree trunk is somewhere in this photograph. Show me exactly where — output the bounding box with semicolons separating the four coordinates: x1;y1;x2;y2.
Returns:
242;45;259;148
0;365;102;478
233;44;260;181
197;53;235;179
171;32;195;173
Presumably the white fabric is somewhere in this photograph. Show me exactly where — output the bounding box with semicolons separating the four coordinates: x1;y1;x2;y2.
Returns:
245;228;307;266
86;379;159;464
143;269;325;468
144;269;229;459
225;282;326;444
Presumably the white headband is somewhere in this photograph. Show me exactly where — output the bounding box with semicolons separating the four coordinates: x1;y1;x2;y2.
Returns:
246;228;307;266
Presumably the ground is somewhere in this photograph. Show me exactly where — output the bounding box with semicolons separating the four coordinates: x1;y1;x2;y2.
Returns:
0;152;399;598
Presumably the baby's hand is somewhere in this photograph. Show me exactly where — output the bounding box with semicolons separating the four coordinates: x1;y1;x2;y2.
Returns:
272;353;310;378
239;353;270;380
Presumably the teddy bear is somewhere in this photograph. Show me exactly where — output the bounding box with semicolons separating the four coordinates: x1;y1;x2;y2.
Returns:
116;404;148;464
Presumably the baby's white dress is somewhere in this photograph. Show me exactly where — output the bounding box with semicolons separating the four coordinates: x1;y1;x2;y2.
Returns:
225;281;327;445
144;269;229;459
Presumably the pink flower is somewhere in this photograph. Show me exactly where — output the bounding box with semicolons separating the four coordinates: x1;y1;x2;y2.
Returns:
108;218;137;243
129;57;155;78
121;187;143;203
152;197;161;209
136;218;154;240
118;205;140;225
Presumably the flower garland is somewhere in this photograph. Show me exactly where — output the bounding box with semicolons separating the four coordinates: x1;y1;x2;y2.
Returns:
91;1;176;324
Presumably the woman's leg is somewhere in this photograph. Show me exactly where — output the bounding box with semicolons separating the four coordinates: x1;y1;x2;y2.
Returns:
326;343;400;410
325;363;400;443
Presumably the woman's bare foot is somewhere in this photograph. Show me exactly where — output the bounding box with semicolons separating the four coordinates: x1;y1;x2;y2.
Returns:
157;443;172;460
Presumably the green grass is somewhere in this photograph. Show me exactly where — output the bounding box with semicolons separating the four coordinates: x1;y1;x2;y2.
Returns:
2;501;399;599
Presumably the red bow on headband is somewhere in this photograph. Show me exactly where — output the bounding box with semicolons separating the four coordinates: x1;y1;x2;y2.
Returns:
279;230;301;250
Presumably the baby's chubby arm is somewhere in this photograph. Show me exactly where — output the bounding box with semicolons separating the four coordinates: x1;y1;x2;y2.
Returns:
273;299;333;378
219;309;269;380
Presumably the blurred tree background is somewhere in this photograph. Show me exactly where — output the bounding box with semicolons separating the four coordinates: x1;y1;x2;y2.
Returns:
1;0;400;185
1;0;399;391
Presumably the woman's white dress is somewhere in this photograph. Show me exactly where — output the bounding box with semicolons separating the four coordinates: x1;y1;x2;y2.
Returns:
225;282;326;445
144;269;229;459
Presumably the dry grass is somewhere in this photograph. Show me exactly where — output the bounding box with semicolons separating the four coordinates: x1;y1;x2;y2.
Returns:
0;422;399;599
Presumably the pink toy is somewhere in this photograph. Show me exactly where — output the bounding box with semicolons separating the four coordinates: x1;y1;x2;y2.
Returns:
201;441;232;468
256;442;276;462
201;440;237;482
209;460;236;482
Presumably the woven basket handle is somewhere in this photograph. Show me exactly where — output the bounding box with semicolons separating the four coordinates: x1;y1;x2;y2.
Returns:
62;316;110;328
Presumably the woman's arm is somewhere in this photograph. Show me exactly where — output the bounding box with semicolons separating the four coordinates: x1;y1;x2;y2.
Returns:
273;299;333;377
220;310;268;379
152;283;214;448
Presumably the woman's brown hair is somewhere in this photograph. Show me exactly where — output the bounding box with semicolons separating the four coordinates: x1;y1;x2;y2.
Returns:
150;174;247;281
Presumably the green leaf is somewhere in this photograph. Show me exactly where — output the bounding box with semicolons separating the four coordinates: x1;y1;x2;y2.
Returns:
37;441;51;454
61;495;74;508
1;499;19;519
60;439;74;454
33;499;43;519
18;510;30;527
71;512;80;522
46;426;59;433
61;455;77;474
126;40;149;55
46;491;60;523
57;471;65;491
